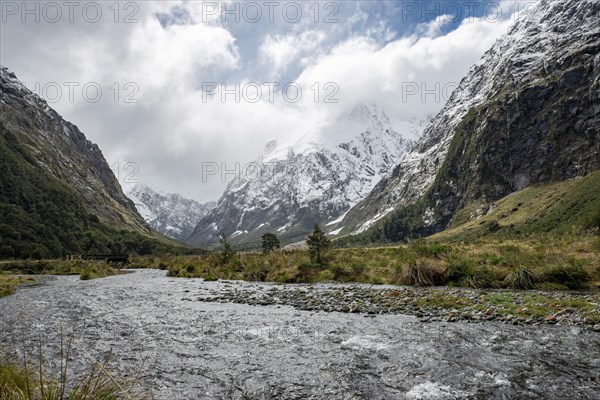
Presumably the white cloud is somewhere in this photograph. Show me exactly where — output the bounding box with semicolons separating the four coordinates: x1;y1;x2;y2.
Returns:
0;1;516;202
259;30;326;77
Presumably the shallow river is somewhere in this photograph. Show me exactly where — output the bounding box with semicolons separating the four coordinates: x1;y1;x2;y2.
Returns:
1;269;598;399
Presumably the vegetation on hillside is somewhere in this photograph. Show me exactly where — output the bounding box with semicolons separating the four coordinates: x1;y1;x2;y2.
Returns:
0;126;189;260
336;169;600;247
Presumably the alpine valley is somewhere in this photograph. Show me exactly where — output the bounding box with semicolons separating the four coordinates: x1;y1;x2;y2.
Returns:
1;1;600;399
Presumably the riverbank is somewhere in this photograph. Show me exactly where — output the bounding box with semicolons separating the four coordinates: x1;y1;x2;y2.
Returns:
143;236;600;291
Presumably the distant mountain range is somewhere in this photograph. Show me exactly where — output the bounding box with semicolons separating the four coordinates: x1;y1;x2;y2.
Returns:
185;104;428;247
2;0;597;258
127;185;215;241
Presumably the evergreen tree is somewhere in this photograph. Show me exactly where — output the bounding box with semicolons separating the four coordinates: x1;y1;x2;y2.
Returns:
261;233;281;254
306;224;330;265
219;233;234;264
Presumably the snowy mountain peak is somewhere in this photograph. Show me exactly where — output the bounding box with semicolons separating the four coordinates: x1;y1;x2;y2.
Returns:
128;184;215;241
343;103;391;128
187;104;429;246
338;0;600;236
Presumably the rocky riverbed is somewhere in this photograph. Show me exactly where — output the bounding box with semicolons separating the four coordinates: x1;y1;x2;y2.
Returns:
196;280;600;328
1;269;599;399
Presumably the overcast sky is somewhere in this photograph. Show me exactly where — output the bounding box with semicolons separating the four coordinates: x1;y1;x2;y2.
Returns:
0;0;529;202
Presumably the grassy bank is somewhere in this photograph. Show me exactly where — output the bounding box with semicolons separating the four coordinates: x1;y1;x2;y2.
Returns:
0;276;36;298
151;235;600;290
0;260;118;283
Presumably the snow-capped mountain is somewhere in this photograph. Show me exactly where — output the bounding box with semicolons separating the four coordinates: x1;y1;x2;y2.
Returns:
339;0;600;239
128;185;215;241
186;104;428;246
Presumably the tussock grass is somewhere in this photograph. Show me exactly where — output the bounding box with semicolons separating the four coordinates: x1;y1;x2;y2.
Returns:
401;262;446;286
0;329;148;400
80;264;117;281
143;235;600;291
506;268;536;290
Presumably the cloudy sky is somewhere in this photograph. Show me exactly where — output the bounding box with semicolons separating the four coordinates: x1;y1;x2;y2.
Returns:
0;0;529;202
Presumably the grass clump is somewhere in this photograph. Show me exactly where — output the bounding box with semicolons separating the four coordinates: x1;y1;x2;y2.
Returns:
402;261;446;286
0;330;148;400
506;268;536;290
80;264;117;281
538;263;591;289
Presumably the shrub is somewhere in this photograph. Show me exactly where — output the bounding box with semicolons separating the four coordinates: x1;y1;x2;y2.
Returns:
445;258;474;283
590;210;600;234
328;264;352;281
80;269;91;280
243;261;271;281
203;273;218;282
350;262;366;277
297;261;318;282
539;264;590;289
488;220;501;232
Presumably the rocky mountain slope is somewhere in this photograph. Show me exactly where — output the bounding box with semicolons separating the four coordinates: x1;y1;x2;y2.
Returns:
338;0;600;243
0;66;177;258
187;105;427;246
128;184;215;241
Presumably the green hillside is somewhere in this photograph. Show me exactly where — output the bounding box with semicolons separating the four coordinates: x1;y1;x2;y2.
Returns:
433;169;600;241
0;125;183;259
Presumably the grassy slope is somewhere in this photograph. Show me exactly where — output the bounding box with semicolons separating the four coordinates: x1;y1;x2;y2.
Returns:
434;170;600;241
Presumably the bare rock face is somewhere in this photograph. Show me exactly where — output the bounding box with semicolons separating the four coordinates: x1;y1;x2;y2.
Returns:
339;0;600;240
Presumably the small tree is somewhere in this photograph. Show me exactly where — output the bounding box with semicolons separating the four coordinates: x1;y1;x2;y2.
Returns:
219;233;234;264
261;233;280;254
306;224;331;266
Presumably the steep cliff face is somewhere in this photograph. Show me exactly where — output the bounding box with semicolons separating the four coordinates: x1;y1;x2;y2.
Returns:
128;184;215;241
0;66;170;258
186;104;426;246
339;0;600;242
